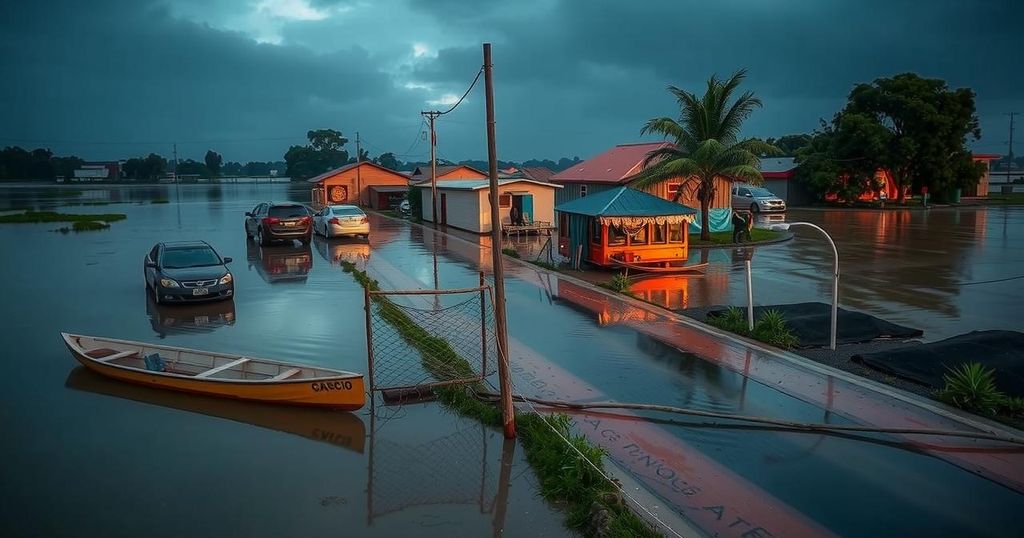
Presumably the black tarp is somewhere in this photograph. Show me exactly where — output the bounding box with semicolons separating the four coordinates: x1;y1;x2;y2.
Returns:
852;330;1024;398
706;302;923;348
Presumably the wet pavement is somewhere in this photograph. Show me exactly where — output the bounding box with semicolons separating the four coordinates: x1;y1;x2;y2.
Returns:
2;184;1023;537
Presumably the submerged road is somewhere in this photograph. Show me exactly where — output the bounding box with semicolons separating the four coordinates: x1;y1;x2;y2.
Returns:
362;213;1024;537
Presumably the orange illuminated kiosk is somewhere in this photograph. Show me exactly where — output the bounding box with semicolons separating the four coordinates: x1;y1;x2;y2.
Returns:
555;186;704;273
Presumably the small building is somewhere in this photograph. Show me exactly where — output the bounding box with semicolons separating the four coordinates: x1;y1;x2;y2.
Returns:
757;157;815;206
550;142;732;233
408;164;488;183
417;178;560;233
555;186;697;268
308;161;409;209
72;162;121;182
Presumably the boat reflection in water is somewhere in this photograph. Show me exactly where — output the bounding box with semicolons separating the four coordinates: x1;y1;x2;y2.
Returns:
313;235;369;270
246;241;313;284
145;291;236;338
64;367;366;453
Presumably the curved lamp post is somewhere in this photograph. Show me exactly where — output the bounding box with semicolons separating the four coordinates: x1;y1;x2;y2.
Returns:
770;222;840;350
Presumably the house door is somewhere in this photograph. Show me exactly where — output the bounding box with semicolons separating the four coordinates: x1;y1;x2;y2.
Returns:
519;194;534;223
440;193;447;225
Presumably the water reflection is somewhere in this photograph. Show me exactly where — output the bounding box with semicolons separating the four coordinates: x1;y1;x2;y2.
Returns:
246;240;313;284
144;291;236;338
313;235;370;270
64;367;365;453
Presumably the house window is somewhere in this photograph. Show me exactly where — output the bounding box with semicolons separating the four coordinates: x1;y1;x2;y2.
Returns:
499;194;512;207
668;222;684;243
652;223;667;244
580;185;588;197
667;182;682;198
608;225;626;246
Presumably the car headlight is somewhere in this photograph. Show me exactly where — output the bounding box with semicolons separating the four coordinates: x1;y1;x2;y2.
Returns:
218;273;233;285
159;278;180;288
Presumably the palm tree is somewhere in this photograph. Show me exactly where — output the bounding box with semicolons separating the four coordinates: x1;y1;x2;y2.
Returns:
633;70;778;241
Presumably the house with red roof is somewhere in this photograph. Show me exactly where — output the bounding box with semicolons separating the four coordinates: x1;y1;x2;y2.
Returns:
550;142;734;231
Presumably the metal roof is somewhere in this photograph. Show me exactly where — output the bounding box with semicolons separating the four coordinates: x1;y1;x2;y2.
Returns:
414;179;562;191
759;157;797;173
306;161;406;183
555;186;697;217
549;142;671;184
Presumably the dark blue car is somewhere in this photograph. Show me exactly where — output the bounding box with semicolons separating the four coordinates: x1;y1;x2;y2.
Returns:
144;241;234;304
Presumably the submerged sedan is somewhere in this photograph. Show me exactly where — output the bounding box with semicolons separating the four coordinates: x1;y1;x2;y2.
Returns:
144;241;234;304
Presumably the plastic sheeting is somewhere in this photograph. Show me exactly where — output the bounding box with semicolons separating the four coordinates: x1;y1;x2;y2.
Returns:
853;330;1024;397
688;208;733;233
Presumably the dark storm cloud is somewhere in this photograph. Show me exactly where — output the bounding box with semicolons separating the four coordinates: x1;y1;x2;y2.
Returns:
2;0;1021;162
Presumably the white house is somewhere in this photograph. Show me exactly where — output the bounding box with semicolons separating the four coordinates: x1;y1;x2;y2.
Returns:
418;179;561;233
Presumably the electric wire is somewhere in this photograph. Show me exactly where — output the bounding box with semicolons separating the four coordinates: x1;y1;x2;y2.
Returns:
434;67;484;116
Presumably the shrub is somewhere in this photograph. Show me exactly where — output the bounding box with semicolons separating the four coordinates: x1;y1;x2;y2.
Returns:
72;220;110;231
938;362;1005;416
752;309;800;349
709;306;749;335
609;272;631;293
501;247;520;258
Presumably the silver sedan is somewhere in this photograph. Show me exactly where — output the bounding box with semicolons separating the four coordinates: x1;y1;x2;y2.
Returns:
313;204;370;239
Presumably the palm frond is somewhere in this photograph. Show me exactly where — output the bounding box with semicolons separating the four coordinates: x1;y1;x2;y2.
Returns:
640;117;684;140
719;164;765;185
641;146;687;168
632;159;701;189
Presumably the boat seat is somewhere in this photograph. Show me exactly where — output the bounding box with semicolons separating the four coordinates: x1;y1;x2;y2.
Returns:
143;353;166;372
94;350;139;363
269;368;301;381
195;358;249;378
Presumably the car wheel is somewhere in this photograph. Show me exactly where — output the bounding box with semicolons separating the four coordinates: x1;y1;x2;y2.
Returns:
750;203;760;213
258;227;271;247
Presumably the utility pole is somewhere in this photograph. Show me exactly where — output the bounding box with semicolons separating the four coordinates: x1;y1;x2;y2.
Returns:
484;42;515;439
172;143;178;181
421;111;441;227
1007;112;1018;185
356;131;362;205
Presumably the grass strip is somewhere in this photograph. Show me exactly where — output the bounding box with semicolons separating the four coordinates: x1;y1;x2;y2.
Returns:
688;228;782;246
0;210;127;224
71;220;110;231
339;261;660;537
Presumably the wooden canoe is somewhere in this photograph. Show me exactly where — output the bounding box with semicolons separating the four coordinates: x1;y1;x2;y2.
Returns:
61;332;365;410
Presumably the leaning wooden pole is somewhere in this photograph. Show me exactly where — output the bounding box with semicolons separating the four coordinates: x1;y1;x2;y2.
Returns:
483;42;515;438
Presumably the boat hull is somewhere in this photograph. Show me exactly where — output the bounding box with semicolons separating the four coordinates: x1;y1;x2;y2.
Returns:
63;334;365;410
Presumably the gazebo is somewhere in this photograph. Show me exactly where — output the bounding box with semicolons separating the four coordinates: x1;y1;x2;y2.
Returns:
555;186;698;270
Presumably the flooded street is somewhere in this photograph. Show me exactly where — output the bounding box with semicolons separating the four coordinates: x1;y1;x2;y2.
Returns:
2;184;1022;537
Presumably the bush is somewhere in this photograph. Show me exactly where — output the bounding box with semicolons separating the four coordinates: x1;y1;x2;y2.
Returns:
708;306;749;335
501;247;520;258
752;309;800;349
609;272;631;293
407;187;422;219
938;362;1005;416
72;220;110;231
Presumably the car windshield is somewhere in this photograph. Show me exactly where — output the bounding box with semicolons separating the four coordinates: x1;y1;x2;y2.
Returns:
162;247;222;268
269;205;308;218
332;206;364;216
749;188;774;197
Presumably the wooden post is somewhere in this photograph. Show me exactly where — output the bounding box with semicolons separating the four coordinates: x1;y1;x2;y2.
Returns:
484;42;515;439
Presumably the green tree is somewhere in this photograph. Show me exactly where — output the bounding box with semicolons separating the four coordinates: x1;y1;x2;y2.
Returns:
285;129;350;179
841;73;983;202
765;134;812;156
374;152;401;170
176;159;209;176
633;70;778;240
204;150;222;177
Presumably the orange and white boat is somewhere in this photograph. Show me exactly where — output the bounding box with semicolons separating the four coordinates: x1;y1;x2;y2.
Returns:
61;332;365;410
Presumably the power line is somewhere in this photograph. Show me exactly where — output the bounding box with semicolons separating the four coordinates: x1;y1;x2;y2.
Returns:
435;67;484;116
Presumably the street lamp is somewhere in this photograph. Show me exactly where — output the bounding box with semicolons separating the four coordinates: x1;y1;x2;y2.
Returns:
769;222;840;351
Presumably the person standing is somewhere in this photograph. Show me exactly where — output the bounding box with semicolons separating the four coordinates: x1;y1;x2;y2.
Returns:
509;204;521;226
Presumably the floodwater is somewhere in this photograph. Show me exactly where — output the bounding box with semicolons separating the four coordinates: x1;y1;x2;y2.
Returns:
0;184;564;538
2;184;1023;538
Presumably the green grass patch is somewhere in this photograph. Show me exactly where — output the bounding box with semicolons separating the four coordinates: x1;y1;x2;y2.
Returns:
689;228;782;246
71;220;110;232
339;261;660;537
151;199;170;204
501;247;520;258
0;210;127;224
938;362;1024;419
984;193;1024;205
707;307;800;349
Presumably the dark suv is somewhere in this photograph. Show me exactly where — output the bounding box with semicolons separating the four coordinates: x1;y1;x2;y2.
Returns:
245;202;312;246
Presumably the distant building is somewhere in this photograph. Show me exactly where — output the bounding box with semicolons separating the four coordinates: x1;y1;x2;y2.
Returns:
408;164;487;183
308;161;410;209
72;162;121;182
416;178;560;233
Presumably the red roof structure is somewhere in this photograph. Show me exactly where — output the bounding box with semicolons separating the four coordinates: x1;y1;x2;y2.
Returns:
550;142;670;184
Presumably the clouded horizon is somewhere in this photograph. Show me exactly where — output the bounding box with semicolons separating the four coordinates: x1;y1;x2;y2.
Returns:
1;0;1021;165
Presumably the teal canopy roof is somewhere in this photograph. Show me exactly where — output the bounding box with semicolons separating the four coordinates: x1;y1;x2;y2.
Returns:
555;186;697;217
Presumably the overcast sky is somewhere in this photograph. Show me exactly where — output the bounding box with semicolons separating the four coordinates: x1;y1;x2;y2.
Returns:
1;0;1021;164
